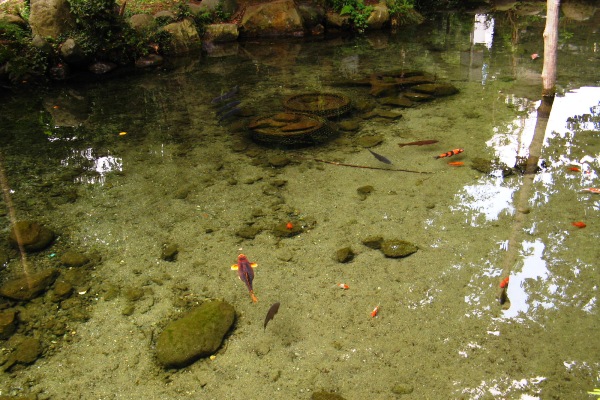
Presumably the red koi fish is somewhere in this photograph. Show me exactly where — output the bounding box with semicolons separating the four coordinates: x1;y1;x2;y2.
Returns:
571;221;586;228
231;254;258;303
435;148;464;159
581;188;600;194
500;276;509;288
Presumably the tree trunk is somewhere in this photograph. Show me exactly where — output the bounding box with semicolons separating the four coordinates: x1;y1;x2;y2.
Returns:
541;0;561;97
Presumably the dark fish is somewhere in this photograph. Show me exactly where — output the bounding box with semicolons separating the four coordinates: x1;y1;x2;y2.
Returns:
398;140;439;147
211;86;239;104
368;149;393;165
216;100;241;115
264;302;280;330
218;107;242;122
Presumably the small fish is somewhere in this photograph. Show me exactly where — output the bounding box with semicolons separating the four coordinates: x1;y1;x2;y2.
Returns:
337;283;349;290
368;149;393;165
448;161;464;167
216;100;241;115
264;302;280;330
231;254;258;303
435;148;464;159
211;86;239;104
218;107;242;122
371;305;380;318
531;53;540;60
499;276;509;288
581;188;600;194
572;221;586;228
568;166;581;172
398;140;439;147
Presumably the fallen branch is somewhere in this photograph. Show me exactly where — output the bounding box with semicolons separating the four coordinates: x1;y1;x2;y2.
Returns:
302;157;433;174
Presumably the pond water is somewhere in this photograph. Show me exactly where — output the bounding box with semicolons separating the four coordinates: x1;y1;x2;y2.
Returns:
1;10;599;400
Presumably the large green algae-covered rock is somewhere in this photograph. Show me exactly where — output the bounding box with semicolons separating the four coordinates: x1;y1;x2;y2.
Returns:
156;300;235;368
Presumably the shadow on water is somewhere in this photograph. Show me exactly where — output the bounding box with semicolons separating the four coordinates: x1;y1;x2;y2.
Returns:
0;8;599;399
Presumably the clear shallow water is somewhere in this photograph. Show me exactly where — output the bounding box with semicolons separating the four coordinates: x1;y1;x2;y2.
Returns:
1;11;599;399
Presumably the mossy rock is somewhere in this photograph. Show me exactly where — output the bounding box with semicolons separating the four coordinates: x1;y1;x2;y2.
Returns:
380;239;417;258
156;300;235;368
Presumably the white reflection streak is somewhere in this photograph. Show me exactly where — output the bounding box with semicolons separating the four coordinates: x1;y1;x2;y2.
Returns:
502;239;551;319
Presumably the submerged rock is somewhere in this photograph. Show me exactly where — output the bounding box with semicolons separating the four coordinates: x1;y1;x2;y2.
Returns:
380;239;417;258
60;251;89;267
335;247;354;263
0;269;59;301
0;310;18;339
156;300;235;368
9;221;55;252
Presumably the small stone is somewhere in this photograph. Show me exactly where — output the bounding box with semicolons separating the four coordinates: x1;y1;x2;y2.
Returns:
357;185;374;200
362;235;383;249
60;251;89;267
412;82;458;97
379;96;414;107
12;336;42;365
51;281;73;302
380;239;418;258
312;392;347;400
338;120;360;131
161;243;179;261
335;247;354;263
391;382;414;395
236;226;262;239
123;287;145;302
9;221;55;252
272;222;302;238
356;134;384;148
0;310;17;339
268;155;291;168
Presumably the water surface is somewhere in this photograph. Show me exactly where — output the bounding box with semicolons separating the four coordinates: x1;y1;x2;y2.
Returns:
1;11;599;399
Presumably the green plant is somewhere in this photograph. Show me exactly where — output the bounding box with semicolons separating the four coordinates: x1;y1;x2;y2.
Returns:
0;20;48;82
328;0;373;34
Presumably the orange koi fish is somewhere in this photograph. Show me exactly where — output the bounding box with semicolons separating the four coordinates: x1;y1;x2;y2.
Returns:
571;221;586;228
581;188;600;194
500;276;509;288
435;148;464;159
371;305;380;318
231;254;258;303
337;283;349;290
448;161;464;167
568;166;581;172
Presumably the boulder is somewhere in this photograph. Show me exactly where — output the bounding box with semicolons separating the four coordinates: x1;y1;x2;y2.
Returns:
366;2;389;30
156;300;235;368
240;0;305;37
0;13;27;27
9;221;55;252
203;23;239;43
129;14;155;32
161;18;202;55
188;0;237;18
29;0;74;39
60;38;89;66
